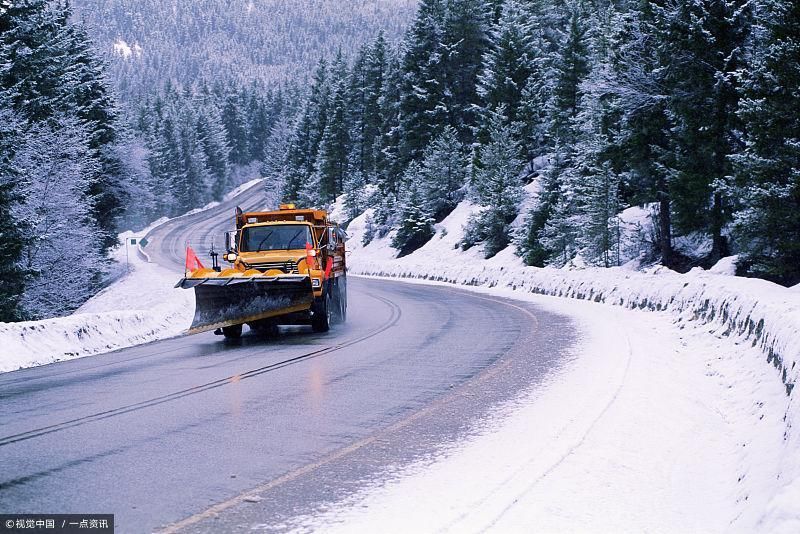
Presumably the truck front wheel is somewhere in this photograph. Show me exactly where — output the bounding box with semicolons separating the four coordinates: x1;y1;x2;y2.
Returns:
222;324;243;339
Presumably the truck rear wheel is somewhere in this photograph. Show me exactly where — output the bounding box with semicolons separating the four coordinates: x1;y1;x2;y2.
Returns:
222;324;243;339
311;294;331;333
331;279;346;324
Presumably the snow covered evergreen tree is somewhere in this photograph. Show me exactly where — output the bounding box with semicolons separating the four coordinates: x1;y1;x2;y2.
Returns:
374;49;404;201
442;0;492;141
517;1;591;266
464;110;524;258
14;117;106;319
652;0;752;262
476;0;534;132
609;2;674;266
547;3;591;145
222;88;250;167
348;33;387;182
392;161;436;256
417;126;467;221
0;101;30;321
283;58;331;201
343;170;368;222
0;0;134;318
398;0;447;164
730;0;800;284
313;52;351;203
196;103;231;201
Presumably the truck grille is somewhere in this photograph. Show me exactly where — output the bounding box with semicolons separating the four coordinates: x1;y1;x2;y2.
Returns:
246;260;299;274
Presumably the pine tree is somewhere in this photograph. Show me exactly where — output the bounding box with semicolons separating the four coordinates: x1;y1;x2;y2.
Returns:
609;1;674;265
313;52;350;202
564;88;623;267
284;58;331;200
2;0;126;251
417;126;467;220
64;17;128;251
196;103;231;201
343;169;368;222
540;7;625;268
442;0;491;142
348;32;387;180
222;87;250;166
261;113;293;184
517;2;591;266
14;116;105;319
517;166;560;267
517;43;552;159
175;108;212;211
398;0;447;164
246;88;271;163
548;4;591;145
374;48;404;203
0;100;30;321
730;0;800;284
347;43;370;179
113;133;156;230
392;161;435;256
148;114;182;216
0;0;66;122
465;110;524;258
477;0;534;131
653;0;751;262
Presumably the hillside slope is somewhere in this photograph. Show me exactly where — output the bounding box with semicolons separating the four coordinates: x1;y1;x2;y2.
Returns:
71;0;417;95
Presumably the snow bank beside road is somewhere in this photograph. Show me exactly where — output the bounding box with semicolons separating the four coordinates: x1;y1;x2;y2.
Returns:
341;200;800;531
293;287;790;532
348;206;799;397
0;179;267;373
0;240;193;373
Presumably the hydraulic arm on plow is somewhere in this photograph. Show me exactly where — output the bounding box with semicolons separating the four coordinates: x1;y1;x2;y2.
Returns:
176;204;347;338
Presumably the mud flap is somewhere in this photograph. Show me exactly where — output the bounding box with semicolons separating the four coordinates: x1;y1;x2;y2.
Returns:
177;275;314;334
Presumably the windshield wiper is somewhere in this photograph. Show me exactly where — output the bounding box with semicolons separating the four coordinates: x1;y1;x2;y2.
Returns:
254;230;275;251
284;229;305;250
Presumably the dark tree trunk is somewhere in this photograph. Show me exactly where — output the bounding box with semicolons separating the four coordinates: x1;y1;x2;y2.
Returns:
711;191;728;262
658;191;673;268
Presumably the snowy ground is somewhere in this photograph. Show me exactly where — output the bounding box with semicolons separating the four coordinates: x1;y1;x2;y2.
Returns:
0;180;266;373
290;284;793;533
0;234;193;373
295;199;800;533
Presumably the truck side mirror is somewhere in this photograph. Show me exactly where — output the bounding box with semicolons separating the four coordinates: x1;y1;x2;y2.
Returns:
225;230;238;253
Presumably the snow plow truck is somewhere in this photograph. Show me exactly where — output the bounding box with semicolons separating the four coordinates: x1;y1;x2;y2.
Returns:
176;204;347;338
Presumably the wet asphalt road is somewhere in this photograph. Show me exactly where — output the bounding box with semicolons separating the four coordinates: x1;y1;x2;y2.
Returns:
0;183;576;533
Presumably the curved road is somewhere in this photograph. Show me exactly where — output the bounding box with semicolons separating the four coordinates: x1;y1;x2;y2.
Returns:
0;182;576;533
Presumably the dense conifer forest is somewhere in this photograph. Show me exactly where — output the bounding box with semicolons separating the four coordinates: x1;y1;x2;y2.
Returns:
274;0;800;288
1;0;798;323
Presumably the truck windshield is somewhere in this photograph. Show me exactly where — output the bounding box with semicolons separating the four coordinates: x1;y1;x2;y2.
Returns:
240;225;313;252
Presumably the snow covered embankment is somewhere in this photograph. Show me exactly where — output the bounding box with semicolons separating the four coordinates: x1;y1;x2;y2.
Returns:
0;180;266;373
342;201;800;531
0;232;193;374
347;204;800;398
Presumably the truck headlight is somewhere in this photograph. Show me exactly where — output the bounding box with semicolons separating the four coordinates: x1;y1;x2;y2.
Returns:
311;278;321;289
